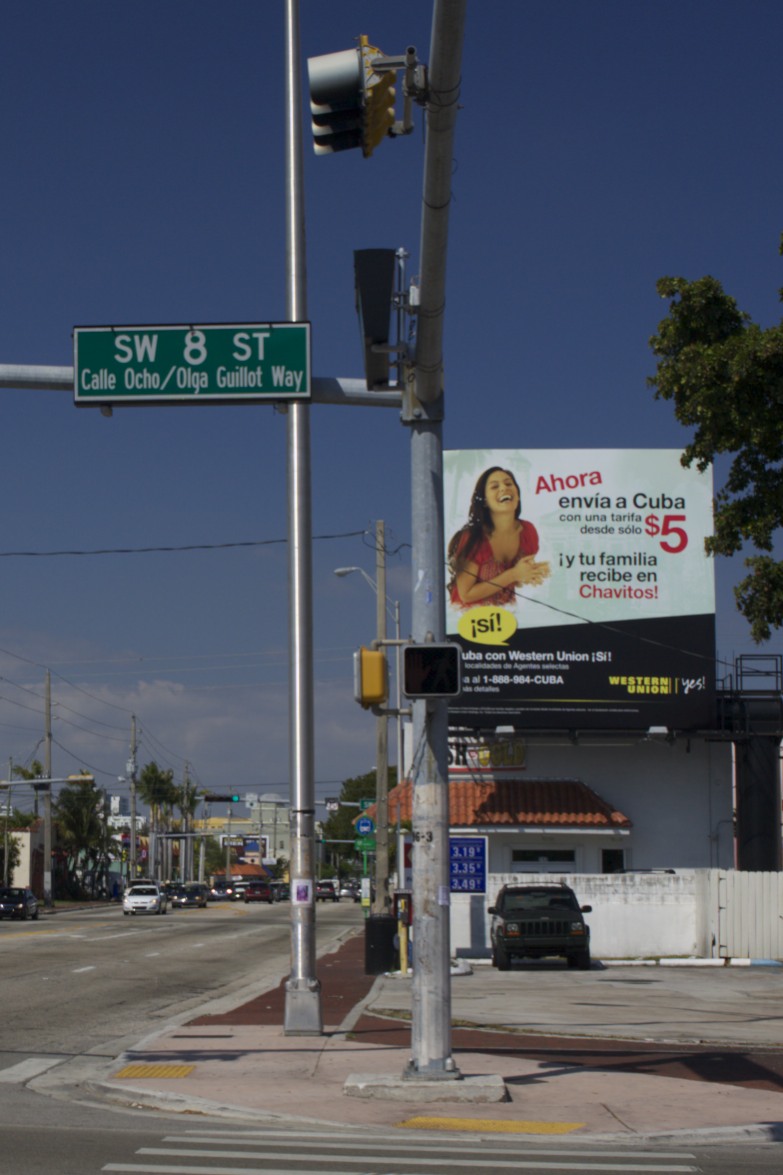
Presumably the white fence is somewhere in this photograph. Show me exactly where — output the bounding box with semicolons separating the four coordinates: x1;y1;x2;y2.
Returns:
451;870;783;961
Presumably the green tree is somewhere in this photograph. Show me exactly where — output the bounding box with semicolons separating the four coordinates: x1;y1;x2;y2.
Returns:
55;777;107;897
0;828;21;884
137;762;177;878
12;759;45;782
320;767;398;879
648;239;783;642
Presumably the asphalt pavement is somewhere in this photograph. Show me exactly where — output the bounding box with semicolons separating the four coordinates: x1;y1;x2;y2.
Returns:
56;923;783;1145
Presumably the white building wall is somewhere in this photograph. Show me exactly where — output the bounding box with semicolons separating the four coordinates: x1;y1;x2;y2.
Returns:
452;870;706;959
481;736;734;874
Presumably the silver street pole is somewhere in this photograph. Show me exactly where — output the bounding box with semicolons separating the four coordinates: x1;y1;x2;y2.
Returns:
283;0;322;1035
405;0;467;1080
373;520;389;914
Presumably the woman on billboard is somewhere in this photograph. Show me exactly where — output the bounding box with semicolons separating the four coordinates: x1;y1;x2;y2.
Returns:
447;466;550;609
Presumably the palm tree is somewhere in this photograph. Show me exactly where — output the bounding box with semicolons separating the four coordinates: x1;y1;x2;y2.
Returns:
174;770;201;881
137;762;177;879
54;777;106;897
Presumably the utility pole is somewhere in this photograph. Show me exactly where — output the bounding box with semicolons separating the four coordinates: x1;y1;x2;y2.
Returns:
283;0;322;1035
225;807;232;884
404;0;467;1079
128;715;138;881
372;519;390;914
182;762;191;882
43;670;53;908
3;759;11;886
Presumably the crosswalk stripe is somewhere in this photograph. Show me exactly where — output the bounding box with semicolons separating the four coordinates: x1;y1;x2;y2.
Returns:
124;1146;701;1172
0;1057;62;1082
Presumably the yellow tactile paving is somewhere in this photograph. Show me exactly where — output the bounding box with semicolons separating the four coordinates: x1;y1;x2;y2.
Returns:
398;1116;584;1135
113;1062;196;1079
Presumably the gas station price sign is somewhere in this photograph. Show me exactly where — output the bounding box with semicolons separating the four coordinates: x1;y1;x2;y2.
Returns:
74;322;311;405
449;836;487;894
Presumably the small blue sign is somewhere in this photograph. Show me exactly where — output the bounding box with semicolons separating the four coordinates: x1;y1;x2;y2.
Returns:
449;836;487;894
356;815;375;836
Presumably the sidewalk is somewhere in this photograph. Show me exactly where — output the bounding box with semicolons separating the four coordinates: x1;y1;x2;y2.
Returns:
86;930;783;1143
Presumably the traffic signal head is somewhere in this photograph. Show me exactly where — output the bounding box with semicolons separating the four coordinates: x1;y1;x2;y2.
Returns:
204;793;240;803
308;36;396;158
403;644;462;699
353;646;389;708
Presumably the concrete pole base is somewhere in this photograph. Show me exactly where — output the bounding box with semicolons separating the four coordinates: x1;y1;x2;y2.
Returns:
283;981;323;1036
344;1072;508;1103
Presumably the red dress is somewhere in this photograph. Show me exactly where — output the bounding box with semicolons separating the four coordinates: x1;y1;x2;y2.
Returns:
450;522;539;608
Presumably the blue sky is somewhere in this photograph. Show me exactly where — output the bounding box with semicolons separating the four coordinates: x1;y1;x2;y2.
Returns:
1;1;781;812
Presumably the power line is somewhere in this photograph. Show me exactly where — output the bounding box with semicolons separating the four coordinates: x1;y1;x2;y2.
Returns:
0;528;368;559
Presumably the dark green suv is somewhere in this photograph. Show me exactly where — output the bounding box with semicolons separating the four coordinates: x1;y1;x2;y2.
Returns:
488;883;592;970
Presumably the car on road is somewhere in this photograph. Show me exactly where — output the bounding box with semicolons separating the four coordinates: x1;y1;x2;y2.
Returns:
123;883;168;916
339;881;360;902
0;887;39;920
244;880;274;904
208;882;233;900
169;883;209;909
488;883;592;970
316;880;340;902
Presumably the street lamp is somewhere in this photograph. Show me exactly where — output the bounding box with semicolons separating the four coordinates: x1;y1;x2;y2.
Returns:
334;565;404;784
334;531;404;915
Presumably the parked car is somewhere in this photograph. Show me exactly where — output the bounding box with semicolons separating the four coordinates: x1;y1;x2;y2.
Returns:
0;887;39;921
244;880;274;904
316;880;340;902
123;883;168;916
488;883;592;971
169;883;208;909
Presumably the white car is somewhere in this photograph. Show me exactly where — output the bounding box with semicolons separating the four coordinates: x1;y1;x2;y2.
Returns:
123;883;168;916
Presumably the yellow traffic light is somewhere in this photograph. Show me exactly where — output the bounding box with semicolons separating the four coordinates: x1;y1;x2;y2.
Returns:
353;646;388;708
361;59;396;157
308;34;400;158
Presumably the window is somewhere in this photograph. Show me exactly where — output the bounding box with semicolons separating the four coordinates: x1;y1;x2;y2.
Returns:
602;849;625;874
512;849;575;866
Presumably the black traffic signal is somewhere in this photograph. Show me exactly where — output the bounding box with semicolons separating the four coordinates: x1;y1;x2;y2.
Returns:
307;35;396;157
354;248;396;389
403;644;461;699
204;793;240;803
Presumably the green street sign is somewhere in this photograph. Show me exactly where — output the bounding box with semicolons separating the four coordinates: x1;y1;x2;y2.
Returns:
354;836;376;852
73;322;311;405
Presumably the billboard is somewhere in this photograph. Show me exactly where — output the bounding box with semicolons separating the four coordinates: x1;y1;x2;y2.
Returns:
444;449;716;730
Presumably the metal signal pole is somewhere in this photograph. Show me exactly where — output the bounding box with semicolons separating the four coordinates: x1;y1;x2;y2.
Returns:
404;0;467;1079
283;0;322;1035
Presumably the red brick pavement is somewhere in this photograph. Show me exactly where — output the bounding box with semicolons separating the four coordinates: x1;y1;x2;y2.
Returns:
189;931;783;1095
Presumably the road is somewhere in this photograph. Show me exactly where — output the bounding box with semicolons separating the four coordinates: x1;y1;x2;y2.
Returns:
0;902;781;1174
0;898;357;1064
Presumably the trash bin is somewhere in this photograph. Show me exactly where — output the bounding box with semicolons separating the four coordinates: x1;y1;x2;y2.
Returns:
365;913;398;975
